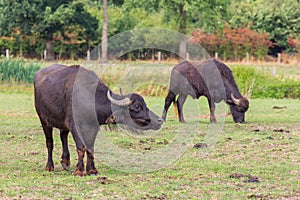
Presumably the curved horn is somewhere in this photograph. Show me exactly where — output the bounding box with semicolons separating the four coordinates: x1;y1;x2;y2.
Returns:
107;90;132;106
231;93;241;106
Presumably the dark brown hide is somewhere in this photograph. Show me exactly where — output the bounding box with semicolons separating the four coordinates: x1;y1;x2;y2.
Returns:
34;64;162;175
162;59;249;123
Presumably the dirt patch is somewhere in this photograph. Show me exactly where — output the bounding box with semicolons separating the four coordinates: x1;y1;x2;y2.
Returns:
142;194;167;200
230;173;260;183
247;193;269;199
87;176;114;185
251;126;290;133
193;143;208;149
272;106;287;109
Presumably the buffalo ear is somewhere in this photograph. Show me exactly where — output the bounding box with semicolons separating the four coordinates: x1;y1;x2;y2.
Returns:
105;115;116;124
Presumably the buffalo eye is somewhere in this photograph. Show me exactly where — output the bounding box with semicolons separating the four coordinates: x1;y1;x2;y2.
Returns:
130;103;142;112
236;106;245;112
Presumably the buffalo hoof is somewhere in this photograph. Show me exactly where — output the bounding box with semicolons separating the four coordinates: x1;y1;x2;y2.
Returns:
87;169;98;176
46;166;54;171
61;159;70;170
73;170;86;176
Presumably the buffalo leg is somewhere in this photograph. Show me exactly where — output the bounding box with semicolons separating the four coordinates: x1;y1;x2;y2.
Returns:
176;94;187;123
208;99;217;123
60;130;70;170
162;90;176;121
86;149;98;175
42;124;54;171
71;130;86;176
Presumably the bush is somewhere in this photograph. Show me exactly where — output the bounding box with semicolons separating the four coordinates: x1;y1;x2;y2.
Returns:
253;83;300;99
0;59;41;83
231;65;300;99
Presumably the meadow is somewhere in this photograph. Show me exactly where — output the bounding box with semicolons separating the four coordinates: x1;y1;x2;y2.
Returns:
0;59;300;199
0;89;299;199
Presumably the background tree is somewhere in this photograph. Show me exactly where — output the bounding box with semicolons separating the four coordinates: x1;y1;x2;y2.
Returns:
101;0;108;63
0;0;98;60
0;0;40;56
229;0;300;55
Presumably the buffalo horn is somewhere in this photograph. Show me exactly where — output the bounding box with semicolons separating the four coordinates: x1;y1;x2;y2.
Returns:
231;93;241;106
107;90;132;106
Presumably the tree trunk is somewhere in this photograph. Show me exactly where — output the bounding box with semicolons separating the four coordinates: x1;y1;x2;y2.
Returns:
101;0;108;63
45;40;55;60
178;3;187;62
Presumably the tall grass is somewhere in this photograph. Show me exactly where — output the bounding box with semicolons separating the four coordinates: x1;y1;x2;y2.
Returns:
0;59;299;99
0;59;41;83
232;65;300;99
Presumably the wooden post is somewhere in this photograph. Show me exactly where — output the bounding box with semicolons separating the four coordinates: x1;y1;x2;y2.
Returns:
277;53;281;65
273;53;281;76
179;38;186;62
246;52;249;64
215;52;218;59
44;50;47;60
186;52;189;61
158;51;161;64
6;49;9;60
87;50;90;61
152;49;155;63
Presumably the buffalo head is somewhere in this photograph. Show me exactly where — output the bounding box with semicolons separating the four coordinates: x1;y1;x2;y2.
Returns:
227;93;249;123
106;91;163;130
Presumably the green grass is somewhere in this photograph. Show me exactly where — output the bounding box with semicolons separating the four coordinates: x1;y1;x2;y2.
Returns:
0;92;299;199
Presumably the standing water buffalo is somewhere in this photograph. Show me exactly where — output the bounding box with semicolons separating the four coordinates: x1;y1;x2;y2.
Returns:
34;64;163;176
162;59;249;123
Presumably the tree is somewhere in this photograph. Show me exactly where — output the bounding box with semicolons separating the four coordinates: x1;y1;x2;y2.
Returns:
229;0;300;55
252;0;300;54
102;0;108;63
0;0;40;56
0;0;98;60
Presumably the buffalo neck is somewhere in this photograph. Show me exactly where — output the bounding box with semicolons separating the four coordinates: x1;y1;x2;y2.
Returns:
94;84;113;125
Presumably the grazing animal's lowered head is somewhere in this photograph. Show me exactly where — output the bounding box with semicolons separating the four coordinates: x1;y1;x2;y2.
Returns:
226;93;249;123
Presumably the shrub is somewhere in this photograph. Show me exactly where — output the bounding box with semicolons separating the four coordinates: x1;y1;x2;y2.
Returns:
231;65;300;99
253;83;300;99
0;59;41;83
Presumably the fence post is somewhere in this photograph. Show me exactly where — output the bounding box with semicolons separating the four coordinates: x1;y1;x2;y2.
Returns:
158;51;161;64
186;52;189;61
246;52;249;64
44;50;47;60
215;52;218;59
273;53;281;76
6;49;9;60
87;50;90;61
277;53;281;65
152;50;155;63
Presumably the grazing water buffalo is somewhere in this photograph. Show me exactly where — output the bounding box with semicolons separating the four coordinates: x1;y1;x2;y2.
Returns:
34;64;163;176
162;59;249;123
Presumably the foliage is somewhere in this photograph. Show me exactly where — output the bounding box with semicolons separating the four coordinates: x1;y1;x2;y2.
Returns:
192;27;272;60
231;65;300;99
0;59;41;83
0;0;98;59
229;0;300;55
0;0;300;59
253;83;300;99
287;34;300;57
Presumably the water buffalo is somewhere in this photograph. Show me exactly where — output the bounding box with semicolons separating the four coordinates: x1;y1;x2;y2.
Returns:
162;59;249;123
34;64;163;176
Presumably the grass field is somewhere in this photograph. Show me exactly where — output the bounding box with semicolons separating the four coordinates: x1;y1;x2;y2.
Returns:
0;90;299;199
